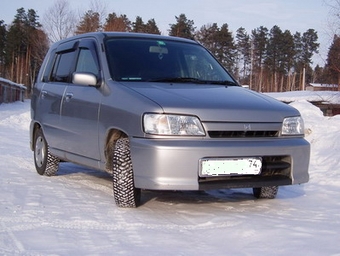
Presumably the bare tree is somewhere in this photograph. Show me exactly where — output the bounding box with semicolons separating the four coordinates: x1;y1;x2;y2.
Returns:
325;0;340;36
324;0;340;90
42;0;77;43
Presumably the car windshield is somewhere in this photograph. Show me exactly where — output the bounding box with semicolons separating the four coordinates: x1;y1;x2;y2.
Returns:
105;37;236;85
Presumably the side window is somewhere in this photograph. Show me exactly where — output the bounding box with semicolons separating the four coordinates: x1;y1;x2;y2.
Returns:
41;49;56;82
75;48;99;76
50;51;77;83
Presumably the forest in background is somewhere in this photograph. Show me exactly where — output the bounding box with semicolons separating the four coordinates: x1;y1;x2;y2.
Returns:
0;0;340;96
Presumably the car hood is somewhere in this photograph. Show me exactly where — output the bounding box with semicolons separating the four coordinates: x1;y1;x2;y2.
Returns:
124;82;300;122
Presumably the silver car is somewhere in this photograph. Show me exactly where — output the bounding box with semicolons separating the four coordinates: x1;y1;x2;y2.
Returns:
30;32;310;207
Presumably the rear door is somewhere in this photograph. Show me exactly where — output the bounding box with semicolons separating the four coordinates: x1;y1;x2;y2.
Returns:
36;41;78;151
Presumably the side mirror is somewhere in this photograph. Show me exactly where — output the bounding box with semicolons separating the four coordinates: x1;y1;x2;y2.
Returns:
72;72;98;87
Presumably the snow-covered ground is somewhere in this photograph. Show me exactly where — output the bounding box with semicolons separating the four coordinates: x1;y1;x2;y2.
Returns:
267;90;340;104
0;92;340;256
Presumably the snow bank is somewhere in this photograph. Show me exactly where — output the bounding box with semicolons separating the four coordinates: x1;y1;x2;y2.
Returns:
0;98;339;256
289;100;340;187
266;90;340;104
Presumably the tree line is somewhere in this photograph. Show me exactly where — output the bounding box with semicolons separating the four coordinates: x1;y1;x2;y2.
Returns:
0;1;338;95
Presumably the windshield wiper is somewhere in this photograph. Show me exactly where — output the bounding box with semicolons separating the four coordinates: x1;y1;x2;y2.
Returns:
209;80;239;86
148;77;207;84
148;77;239;86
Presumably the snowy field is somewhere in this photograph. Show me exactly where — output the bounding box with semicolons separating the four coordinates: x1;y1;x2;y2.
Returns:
1;92;340;256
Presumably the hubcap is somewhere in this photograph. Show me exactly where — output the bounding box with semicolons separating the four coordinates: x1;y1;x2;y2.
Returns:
35;136;45;168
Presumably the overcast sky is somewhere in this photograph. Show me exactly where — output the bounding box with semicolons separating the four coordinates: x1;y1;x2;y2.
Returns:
1;0;332;66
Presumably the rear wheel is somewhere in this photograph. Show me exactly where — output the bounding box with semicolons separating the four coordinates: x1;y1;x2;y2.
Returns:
253;186;279;199
34;128;60;176
112;137;141;208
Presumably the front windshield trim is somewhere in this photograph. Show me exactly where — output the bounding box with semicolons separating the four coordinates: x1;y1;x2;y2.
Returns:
105;37;235;84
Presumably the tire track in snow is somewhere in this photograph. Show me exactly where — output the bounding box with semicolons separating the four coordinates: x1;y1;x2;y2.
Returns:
0;222;25;254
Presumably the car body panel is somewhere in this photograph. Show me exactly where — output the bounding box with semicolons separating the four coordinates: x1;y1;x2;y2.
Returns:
123;82;299;122
130;137;310;190
59;84;101;160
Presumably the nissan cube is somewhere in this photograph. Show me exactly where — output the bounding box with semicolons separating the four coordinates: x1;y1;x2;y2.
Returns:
30;32;310;207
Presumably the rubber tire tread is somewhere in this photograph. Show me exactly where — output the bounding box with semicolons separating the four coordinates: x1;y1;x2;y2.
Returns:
34;129;59;176
253;186;279;199
45;151;60;176
112;138;141;208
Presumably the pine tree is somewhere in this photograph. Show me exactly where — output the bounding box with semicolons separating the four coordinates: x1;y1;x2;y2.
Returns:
215;24;236;72
145;19;161;35
279;30;295;91
251;26;268;91
195;23;220;51
132;17;160;34
301;29;319;65
265;25;284;91
236;27;251;84
294;29;319;90
169;14;195;39
0;20;7;77
132;16;145;33
326;35;340;85
195;23;236;72
75;10;101;34
104;12;131;32
5;8;48;93
6;8;28;83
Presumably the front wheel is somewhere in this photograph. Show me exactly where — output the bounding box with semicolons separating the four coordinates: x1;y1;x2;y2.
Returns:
112;137;141;208
34;128;60;176
253;186;279;199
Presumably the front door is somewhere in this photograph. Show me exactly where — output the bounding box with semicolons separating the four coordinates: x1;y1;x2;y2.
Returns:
60;39;102;161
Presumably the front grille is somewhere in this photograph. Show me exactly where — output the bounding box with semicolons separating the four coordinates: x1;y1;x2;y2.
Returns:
208;130;279;138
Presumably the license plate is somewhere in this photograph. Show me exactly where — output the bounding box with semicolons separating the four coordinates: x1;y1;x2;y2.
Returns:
200;157;262;177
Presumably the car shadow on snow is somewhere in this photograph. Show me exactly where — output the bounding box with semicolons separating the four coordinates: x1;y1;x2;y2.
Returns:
141;189;257;206
56;162;112;179
54;162;307;206
140;185;306;207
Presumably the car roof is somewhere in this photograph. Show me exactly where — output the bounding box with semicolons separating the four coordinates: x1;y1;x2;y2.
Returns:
52;32;198;47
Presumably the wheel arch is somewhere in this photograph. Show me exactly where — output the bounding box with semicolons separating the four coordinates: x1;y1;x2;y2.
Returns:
104;128;128;173
30;122;42;151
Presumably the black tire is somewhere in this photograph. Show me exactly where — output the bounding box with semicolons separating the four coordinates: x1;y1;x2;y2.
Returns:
34;128;60;176
112;137;141;208
253;186;279;199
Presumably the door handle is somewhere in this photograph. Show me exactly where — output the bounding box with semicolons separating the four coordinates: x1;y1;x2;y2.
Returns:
65;92;73;102
41;90;47;99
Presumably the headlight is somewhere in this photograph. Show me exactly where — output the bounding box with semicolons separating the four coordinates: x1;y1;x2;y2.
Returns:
143;114;205;136
281;116;304;136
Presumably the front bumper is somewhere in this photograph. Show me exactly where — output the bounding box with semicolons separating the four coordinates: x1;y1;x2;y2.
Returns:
130;137;310;190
